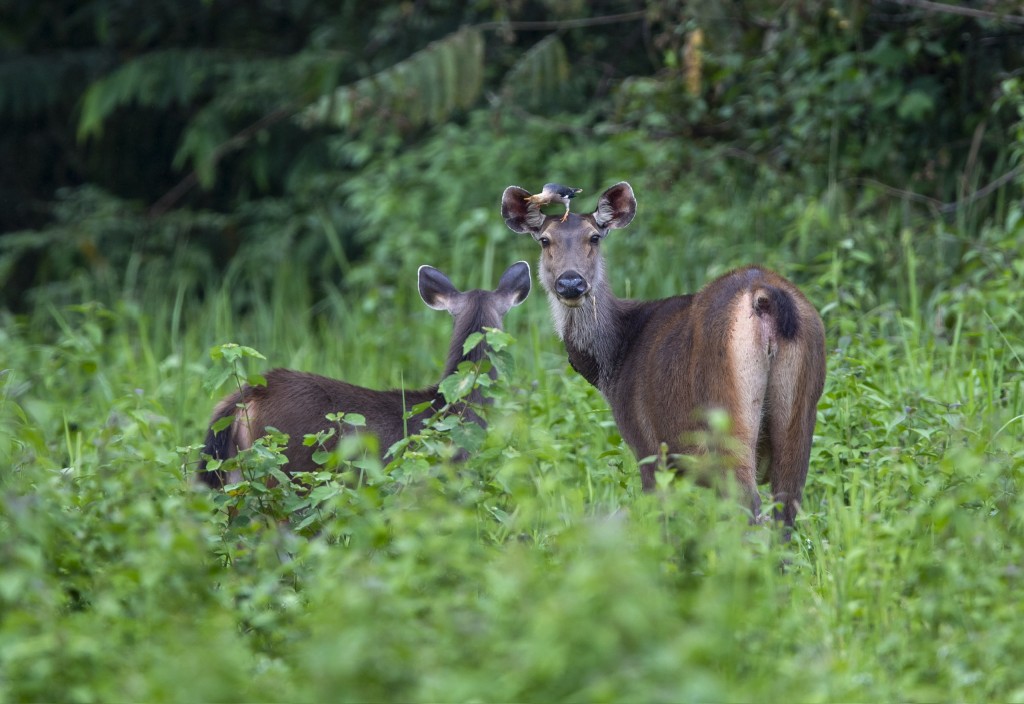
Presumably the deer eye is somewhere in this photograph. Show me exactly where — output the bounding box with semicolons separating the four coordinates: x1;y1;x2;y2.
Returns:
589;234;601;245
539;237;551;248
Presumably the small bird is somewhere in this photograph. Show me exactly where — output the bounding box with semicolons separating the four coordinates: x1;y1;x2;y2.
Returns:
524;183;583;222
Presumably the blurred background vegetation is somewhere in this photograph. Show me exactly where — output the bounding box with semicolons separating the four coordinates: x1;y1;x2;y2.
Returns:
3;0;1022;318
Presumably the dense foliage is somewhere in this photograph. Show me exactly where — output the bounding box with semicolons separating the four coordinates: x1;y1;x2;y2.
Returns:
2;0;1024;701
3;0;1023;308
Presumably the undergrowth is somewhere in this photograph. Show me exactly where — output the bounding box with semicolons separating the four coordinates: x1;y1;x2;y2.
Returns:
1;192;1023;702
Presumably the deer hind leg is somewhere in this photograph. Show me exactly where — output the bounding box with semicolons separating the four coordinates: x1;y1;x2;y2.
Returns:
727;383;768;523
764;342;815;531
729;398;765;523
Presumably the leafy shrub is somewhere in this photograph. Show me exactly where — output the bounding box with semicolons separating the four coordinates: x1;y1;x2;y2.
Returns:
3;223;1024;699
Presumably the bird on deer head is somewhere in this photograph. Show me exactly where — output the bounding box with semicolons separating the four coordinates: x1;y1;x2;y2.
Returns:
523;183;583;222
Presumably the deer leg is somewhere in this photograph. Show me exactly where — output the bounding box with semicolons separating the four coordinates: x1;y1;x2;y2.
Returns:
729;414;764;523
719;383;766;523
640;463;656;492
766;416;813;531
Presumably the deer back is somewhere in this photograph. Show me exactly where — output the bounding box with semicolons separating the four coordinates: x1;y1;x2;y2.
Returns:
197;261;531;486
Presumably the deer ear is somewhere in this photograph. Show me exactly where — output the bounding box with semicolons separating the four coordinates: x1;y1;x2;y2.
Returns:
501;186;546;234
496;260;532;307
418;265;460;311
593;181;636;230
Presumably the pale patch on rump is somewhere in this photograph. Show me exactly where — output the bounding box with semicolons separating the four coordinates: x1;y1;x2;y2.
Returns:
231;402;255;450
209;395;255;457
728;290;772;487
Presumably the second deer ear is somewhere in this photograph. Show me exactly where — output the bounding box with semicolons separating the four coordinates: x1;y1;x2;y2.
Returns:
501;186;546;234
496;261;532;307
418;265;460;311
593;182;636;230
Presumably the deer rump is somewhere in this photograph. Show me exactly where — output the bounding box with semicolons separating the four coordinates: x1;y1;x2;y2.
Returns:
197;370;446;487
603;266;821;493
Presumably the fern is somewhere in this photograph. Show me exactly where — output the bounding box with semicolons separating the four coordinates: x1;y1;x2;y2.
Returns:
498;34;570;111
172;107;231;188
300;27;484;132
67;24;569;202
77;49;221;141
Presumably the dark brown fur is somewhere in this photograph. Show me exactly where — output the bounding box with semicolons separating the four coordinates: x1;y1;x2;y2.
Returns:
502;182;826;527
196;262;531;487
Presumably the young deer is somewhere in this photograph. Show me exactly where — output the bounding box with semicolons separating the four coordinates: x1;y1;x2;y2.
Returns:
197;261;531;487
502;182;825;528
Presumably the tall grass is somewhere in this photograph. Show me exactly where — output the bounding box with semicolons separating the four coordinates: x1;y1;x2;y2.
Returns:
1;181;1023;701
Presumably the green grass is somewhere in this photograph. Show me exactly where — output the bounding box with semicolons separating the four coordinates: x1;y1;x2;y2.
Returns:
2;188;1023;702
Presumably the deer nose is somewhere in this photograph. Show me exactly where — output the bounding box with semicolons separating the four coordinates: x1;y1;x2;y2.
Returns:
555;271;588;299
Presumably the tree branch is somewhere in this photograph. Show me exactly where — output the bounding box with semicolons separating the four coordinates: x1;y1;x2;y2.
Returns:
939;163;1024;215
474;10;648;32
874;0;1024;26
846;164;1024;216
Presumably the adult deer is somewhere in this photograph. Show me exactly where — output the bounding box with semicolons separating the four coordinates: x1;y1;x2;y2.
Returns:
502;182;825;528
197;261;531;487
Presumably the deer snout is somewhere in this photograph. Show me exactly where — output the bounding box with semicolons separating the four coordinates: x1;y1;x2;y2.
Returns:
554;271;589;300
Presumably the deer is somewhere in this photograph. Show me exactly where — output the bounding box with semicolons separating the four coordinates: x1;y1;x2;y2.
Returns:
501;182;826;529
196;261;532;488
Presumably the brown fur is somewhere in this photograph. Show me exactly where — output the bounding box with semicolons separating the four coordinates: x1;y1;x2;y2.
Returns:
196;262;531;487
502;182;826;527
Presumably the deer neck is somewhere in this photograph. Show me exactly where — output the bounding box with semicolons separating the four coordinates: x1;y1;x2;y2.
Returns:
549;278;626;390
439;310;499;406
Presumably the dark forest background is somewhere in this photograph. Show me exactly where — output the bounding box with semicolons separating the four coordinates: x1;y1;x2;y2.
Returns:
3;0;1022;312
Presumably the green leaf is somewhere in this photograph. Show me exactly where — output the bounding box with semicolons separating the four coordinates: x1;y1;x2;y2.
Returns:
270;467;292;486
451;421;485;453
438;369;476;404
655;469;676;489
202;365;235;394
237;345;267;360
432;415;462;432
294;511;322;532
343;413;366;428
308;485;342;504
211;415;235;434
483;328;513;353
462;332;484;355
409;401;434;415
